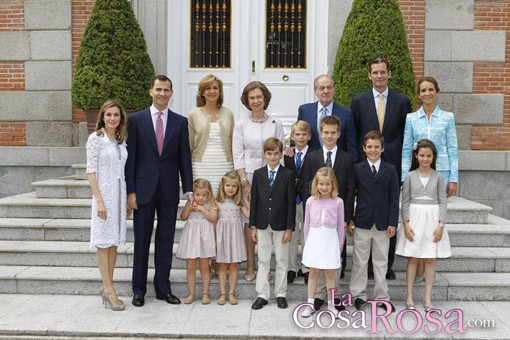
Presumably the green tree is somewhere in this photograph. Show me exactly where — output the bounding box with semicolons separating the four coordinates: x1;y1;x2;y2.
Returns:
72;0;154;109
332;0;416;108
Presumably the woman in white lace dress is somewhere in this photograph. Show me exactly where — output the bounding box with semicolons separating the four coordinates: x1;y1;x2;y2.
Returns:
188;74;235;196
86;99;130;311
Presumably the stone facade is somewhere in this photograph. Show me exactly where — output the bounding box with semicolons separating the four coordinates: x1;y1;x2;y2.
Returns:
0;0;509;218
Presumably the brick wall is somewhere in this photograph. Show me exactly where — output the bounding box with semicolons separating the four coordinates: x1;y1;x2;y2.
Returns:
0;0;24;31
71;0;96;123
399;0;426;81
0;0;25;145
0;61;24;91
472;0;510;150
0;123;26;146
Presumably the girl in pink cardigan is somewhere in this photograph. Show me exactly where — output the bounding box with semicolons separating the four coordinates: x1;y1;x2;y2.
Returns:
300;167;344;317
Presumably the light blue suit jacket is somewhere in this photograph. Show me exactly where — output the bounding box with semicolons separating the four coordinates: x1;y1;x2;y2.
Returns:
401;106;458;183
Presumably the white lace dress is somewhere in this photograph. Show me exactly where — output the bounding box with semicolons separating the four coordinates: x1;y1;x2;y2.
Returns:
86;131;128;248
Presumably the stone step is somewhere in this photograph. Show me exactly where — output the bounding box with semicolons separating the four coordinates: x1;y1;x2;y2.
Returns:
444;196;492;224
1;265;509;301
0;240;508;273
0;192;187;219
71;163;87;180
1;215;508;246
32;176;91;199
0;218;185;242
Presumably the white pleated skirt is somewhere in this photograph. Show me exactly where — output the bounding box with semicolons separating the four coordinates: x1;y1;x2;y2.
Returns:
396;204;451;258
302;226;341;269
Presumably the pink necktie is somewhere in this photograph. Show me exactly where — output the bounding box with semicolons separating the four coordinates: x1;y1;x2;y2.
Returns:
156;111;164;156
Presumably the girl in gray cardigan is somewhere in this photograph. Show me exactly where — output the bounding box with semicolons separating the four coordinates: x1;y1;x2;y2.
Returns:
396;139;451;312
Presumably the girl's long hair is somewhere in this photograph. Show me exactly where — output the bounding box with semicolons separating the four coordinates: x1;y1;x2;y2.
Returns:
410;139;438;171
216;171;244;207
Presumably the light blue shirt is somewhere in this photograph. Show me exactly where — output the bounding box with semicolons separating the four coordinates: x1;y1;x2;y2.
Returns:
401;105;459;183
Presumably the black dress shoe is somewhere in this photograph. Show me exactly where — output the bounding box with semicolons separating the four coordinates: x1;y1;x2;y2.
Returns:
297;269;304;277
386;269;396;280
378;301;396;313
313;298;324;311
251;297;268;310
156;293;181;305
303;272;309;285
287;271;296;284
132;295;145;307
334;297;346;311
276;297;288;309
340;270;345;279
354;298;367;310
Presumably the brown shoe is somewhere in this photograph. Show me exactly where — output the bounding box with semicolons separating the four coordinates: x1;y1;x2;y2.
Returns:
183;294;195;304
228;293;238;305
202;293;210;305
217;294;226;305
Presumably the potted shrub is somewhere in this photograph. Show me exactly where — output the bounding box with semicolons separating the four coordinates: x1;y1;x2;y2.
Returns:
72;0;155;132
332;0;416;108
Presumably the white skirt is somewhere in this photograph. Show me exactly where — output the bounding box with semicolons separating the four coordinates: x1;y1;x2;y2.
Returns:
302;226;341;269
396;203;451;258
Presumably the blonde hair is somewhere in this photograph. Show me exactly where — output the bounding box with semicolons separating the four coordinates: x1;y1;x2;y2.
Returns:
193;178;216;208
291;120;311;135
310;167;339;199
217;171;245;207
196;74;224;108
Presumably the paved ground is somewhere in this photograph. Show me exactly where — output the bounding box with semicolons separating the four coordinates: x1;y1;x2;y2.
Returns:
0;294;509;339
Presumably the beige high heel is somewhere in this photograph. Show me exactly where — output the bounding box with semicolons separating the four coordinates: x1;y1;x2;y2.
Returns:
101;292;125;311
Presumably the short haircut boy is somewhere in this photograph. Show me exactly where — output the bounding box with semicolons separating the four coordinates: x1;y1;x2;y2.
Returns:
263;137;283;153
319;115;341;132
363;130;385;148
291;120;312;136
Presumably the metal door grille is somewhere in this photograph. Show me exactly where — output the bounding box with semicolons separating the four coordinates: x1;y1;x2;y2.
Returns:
266;0;306;69
190;0;231;68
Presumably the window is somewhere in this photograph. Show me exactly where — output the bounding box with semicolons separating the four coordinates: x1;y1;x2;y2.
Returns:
190;0;231;68
266;0;307;68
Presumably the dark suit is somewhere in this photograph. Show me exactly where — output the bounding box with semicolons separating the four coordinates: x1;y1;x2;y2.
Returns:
351;89;411;180
301;148;356;273
297;102;358;162
353;160;400;231
283;153;305;200
126;107;193;296
249;166;296;231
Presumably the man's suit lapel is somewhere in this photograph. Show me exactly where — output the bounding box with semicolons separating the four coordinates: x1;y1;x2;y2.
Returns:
162;110;177;153
382;90;397;132
365;91;379;130
311;102;320;147
141;110;159;154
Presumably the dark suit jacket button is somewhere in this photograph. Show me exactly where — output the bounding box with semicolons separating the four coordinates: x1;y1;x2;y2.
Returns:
269;207;272;210
269;198;272;201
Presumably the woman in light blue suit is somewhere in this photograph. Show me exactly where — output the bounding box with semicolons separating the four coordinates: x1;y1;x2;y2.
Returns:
401;76;458;197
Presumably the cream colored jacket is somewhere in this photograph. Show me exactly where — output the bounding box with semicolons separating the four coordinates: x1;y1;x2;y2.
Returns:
188;106;234;162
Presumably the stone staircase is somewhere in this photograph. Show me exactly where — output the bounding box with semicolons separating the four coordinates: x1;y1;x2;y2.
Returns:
1;165;509;302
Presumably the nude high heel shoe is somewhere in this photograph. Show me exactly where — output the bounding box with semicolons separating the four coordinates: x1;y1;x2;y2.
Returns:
102;292;126;311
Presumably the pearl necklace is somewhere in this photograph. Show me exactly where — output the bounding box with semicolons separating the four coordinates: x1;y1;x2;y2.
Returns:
249;113;268;124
